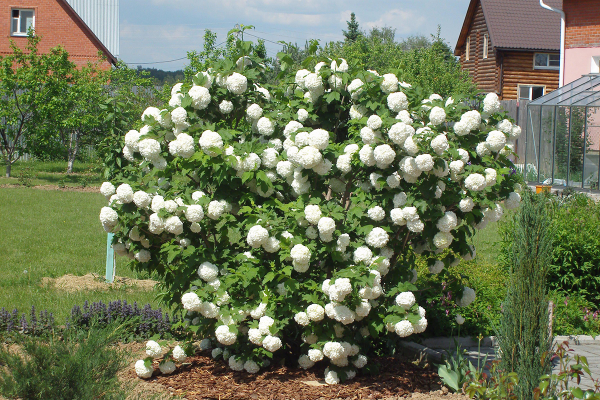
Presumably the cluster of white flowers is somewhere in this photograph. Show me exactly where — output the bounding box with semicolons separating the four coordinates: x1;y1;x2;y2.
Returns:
107;60;522;385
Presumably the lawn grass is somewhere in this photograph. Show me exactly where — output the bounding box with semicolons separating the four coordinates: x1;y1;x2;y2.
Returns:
0;160;103;188
0;187;160;323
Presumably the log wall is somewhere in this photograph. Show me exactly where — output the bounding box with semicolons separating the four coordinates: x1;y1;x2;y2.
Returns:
500;51;560;100
457;0;499;95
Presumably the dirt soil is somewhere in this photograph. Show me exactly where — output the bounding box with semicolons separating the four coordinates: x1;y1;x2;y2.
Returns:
0;183;100;193
125;350;469;400
41;273;158;292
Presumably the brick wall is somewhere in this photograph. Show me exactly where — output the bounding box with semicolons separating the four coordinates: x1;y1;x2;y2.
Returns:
564;0;600;49
0;1;112;69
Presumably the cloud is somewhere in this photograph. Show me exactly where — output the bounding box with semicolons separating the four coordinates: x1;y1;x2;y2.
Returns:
364;9;426;34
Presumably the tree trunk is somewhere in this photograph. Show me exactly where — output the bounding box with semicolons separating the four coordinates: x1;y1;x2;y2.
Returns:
5;162;11;178
66;131;79;174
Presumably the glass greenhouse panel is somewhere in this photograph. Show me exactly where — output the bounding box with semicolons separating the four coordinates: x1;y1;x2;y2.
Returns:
584;109;600;190
525;106;542;182
538;106;556;184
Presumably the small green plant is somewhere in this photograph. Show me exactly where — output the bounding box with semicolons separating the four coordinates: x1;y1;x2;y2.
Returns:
465;360;519;400
80;176;89;188
16;166;33;187
0;323;131;399
535;341;600;400
58;178;66;188
438;334;490;393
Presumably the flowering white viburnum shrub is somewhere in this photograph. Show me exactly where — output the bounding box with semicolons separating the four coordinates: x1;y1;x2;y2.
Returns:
100;46;521;384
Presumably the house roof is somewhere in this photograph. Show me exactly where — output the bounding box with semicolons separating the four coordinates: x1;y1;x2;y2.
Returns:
57;0;118;65
455;0;562;56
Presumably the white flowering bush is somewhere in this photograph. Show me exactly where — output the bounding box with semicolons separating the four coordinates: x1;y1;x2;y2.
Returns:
100;44;521;383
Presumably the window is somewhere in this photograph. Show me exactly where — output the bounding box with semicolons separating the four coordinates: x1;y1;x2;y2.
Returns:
483;34;489;59
591;56;600;74
11;9;35;36
518;85;545;101
466;37;470;61
534;53;560;70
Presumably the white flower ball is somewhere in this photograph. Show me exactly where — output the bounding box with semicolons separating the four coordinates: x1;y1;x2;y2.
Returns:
433;231;453;249
483;92;501;114
395;320;414;337
189;86;211;109
465;173;487;191
367;115;383;131
172;345;187;362
219;100;233;114
159;361;176;375
297;108;309;122
306;304;325;321
381;73;399;93
429;260;444;274
429;106;446;125
294;312;310;326
215;325;237;345
199;130;223;156
485;168;497;186
505;192;521;209
431;134;449;155
459;197;475;212
138;138;161;161
387;92;409;112
354;246;373;264
449;160;465;175
228;356;244;371
198;261;219;282
437;211;458;233
298;146;322;169
184;205;204;223
165;216;184;235
146;340;162;357
99;207;118;227
476;142;491;157
318;217;336;236
367;206;386;222
349;104;366;119
457;287;476;307
135;360;154;379
262;335;282;352
244;360;260;374
246;103;263;120
182;292;202;311
325;369;340;385
226;72;248;94
486;130;507;152
257;117;275;136
395;292;416;309
373;145;396;168
247;225;269;248
359;145;376;167
308;129;330;150
304;204;322;225
415;154;435;172
135;250;151;263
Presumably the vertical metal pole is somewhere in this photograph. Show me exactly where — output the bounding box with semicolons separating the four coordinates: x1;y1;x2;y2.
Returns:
566;107;573;186
582;106;589;189
551;106;558;184
538;106;544;183
106;233;115;283
524;106;529;180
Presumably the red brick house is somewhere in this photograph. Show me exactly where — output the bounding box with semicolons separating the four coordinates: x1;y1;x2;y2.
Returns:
455;0;561;100
1;0;117;69
562;0;600;85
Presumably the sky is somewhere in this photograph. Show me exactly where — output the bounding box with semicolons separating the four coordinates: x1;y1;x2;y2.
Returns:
119;0;471;71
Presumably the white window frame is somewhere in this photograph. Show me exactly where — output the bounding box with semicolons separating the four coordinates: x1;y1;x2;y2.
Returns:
483;34;489;59
518;84;546;101
11;8;35;37
533;53;560;70
466;37;471;61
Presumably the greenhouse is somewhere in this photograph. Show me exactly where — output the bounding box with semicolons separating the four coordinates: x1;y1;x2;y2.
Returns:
524;74;600;190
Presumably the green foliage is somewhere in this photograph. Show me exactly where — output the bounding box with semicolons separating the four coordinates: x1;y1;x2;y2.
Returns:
438;338;489;393
16;165;34;187
499;193;600;307
497;191;554;400
0;324;130;400
343;12;361;42
319;26;476;97
547;194;600;306
551;291;600;336
0;34;73;177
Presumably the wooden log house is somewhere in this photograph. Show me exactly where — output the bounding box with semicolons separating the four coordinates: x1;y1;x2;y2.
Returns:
455;0;562;100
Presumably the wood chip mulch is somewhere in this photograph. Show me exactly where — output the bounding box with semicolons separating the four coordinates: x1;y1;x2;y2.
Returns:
141;353;443;400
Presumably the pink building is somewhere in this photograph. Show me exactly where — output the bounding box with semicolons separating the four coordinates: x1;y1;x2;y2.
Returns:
563;0;600;85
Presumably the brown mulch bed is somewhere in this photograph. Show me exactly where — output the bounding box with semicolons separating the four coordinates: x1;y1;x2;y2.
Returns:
132;353;458;400
41;273;158;292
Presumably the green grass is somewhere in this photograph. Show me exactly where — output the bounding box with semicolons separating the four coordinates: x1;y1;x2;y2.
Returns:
0;160;103;187
0;187;160;323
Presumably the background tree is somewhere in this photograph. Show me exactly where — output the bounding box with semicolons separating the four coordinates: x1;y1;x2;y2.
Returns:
0;34;73;177
343;12;361;42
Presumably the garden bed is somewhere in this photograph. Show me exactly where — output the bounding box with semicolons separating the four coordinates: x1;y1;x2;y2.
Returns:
130;352;467;400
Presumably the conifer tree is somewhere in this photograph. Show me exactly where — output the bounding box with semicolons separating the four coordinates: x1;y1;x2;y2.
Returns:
343;12;361;42
497;191;553;400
